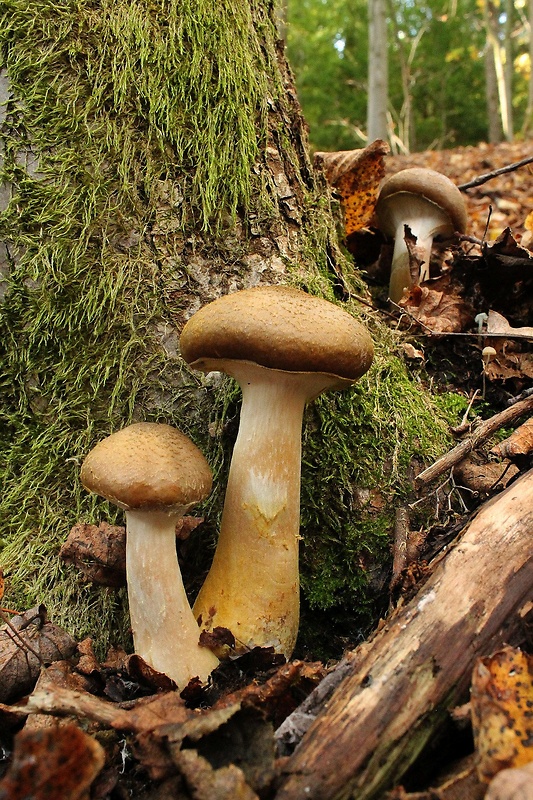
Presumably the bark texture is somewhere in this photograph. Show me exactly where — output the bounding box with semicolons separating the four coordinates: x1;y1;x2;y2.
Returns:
275;469;533;800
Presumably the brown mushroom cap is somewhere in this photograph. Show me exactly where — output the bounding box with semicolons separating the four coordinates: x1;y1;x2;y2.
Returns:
376;167;467;235
179;285;374;382
80;423;212;511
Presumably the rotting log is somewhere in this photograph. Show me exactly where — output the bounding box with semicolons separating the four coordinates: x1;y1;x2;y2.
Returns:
275;468;533;800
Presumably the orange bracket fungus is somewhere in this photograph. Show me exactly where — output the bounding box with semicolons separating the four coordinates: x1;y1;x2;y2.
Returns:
180;285;374;659
80;422;219;688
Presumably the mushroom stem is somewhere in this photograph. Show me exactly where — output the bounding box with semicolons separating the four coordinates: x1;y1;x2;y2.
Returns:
125;509;219;687
388;201;452;303
193;362;332;658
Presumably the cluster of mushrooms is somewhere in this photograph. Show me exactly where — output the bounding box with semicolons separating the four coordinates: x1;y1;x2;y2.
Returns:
80;168;467;690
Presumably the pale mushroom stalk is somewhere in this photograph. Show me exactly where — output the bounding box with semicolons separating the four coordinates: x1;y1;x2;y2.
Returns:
180;285;374;660
193;363;334;658
80;422;219;689
126;508;219;687
385;195;455;304
375;168;468;305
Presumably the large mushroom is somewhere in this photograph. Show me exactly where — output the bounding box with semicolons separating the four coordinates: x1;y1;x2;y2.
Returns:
80;422;219;688
375;167;467;304
180;285;374;658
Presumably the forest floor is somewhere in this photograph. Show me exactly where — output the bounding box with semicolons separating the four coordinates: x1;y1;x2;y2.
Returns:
0;140;532;800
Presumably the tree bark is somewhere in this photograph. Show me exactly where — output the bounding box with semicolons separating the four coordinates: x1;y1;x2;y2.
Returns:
367;0;389;143
275;468;533;800
0;0;348;645
485;43;504;143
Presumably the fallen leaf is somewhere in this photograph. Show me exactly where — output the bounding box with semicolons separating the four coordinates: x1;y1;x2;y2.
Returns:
485;760;533;799
0;606;77;703
402;342;425;360
487;310;533;338
172;749;259;800
453;456;519;494
484;341;533;382
399;278;476;333
471;646;533;783
0;723;105;800
315;139;390;234
60;522;126;588
490;417;533;460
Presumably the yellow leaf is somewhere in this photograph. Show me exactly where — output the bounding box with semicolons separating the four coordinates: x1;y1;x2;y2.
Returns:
471;646;533;783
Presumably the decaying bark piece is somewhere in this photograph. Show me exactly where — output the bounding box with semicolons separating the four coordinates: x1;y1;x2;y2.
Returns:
275;469;533;800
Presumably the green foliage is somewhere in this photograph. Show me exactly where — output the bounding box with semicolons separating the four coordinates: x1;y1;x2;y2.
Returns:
287;0;529;152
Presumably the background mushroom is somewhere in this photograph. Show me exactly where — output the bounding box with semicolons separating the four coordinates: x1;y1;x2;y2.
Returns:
375;167;467;303
180;285;374;658
80;422;219;688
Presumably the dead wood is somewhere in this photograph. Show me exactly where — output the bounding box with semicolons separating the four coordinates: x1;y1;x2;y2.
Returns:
458;155;533;191
274;468;533;800
414;394;533;488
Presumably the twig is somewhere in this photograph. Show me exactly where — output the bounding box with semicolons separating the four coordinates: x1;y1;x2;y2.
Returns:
458;156;533;191
451;390;480;435
1;611;45;665
415;393;533;489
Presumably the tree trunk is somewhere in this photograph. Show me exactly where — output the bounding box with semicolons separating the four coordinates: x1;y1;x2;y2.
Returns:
367;0;389;143
521;0;533;135
275;469;533;800
0;0;347;646
485;42;504;143
0;0;455;657
484;0;513;141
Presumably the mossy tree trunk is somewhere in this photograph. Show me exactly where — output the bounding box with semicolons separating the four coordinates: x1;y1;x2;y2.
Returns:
0;0;451;655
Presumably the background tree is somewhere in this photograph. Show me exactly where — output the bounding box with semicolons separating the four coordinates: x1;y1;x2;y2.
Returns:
287;0;530;153
367;0;389;142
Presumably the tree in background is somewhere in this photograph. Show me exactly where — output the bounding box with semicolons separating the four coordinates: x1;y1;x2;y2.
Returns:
367;0;389;142
286;0;530;152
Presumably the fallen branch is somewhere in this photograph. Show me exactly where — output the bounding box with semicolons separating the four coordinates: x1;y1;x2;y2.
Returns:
458;155;533;191
275;468;533;800
414;394;533;489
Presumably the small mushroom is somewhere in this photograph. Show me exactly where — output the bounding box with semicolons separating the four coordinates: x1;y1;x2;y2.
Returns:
481;345;497;398
80;422;219;688
375;167;467;303
180;285;374;658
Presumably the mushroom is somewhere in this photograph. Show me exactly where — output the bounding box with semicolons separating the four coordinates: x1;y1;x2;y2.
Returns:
180;285;374;658
375;167;467;304
80;422;219;688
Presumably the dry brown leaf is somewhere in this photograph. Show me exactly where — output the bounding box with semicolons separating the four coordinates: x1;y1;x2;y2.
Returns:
0;607;77;703
402;343;425;360
172;749;259;800
399;280;475;333
315;139;389;234
60;522;126;587
491;417;533;459
484;342;533;382
487;310;533;338
471;646;533;783
453;457;519;494
485;760;533;799
0;723;105;800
